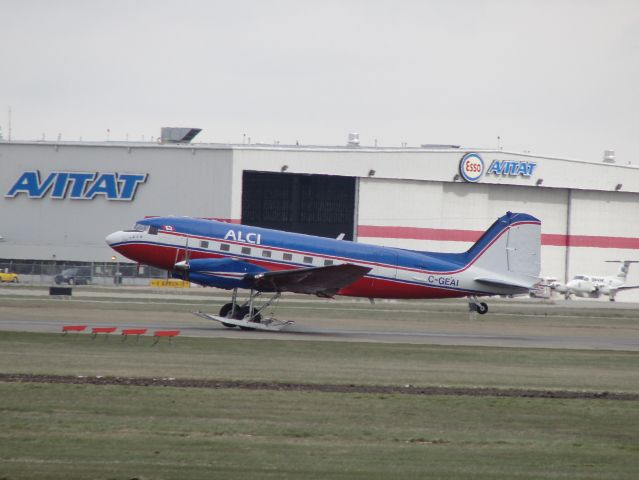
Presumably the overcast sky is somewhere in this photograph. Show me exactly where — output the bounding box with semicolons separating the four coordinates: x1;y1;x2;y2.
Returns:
1;0;638;162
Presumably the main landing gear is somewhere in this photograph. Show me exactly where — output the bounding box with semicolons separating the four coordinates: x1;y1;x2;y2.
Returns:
194;288;294;331
468;296;489;315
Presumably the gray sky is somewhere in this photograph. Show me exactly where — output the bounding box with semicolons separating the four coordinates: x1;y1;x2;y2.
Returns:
2;0;638;162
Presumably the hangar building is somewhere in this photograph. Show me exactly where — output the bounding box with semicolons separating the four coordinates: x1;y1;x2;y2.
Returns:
1;135;639;298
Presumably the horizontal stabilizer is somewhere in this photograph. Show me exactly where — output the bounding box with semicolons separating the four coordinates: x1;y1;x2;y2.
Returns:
475;277;534;292
252;264;371;296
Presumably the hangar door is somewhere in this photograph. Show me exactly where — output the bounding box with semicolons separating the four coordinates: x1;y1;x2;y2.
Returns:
242;171;356;240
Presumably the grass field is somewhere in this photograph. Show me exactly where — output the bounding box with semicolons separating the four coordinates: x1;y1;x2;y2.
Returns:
2;382;638;479
1;329;639;479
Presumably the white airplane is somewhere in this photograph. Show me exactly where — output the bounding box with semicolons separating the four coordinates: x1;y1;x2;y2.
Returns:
550;261;639;301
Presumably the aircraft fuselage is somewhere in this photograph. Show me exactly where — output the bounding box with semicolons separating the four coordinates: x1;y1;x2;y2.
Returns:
106;215;540;299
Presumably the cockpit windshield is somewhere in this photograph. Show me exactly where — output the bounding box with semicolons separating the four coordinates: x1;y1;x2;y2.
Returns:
133;223;149;232
574;275;586;280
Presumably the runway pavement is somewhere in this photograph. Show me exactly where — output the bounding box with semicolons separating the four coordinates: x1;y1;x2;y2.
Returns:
1;285;638;350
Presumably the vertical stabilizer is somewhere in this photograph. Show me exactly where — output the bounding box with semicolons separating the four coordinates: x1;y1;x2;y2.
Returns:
606;260;639;281
467;212;541;280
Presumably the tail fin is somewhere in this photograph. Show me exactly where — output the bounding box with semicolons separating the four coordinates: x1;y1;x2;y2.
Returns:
606;260;639;281
466;212;541;280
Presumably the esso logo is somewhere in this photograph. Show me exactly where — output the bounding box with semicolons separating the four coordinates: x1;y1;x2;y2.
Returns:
459;153;484;182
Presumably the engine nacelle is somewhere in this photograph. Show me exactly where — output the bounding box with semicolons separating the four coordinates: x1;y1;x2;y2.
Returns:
173;257;268;289
549;281;568;293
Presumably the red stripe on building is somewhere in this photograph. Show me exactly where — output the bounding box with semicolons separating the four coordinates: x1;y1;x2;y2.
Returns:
357;225;639;249
146;216;242;224
549;234;639;249
357;226;481;242
204;218;242;224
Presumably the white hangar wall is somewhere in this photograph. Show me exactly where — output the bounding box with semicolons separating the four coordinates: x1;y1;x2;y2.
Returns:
0;142;234;262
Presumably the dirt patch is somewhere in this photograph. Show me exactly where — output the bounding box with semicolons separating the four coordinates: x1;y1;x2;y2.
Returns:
1;373;637;401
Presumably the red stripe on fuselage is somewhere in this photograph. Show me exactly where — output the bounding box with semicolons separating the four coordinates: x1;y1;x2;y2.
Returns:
112;242;472;299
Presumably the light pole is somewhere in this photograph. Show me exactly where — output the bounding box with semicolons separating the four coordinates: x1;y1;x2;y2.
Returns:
111;255;121;286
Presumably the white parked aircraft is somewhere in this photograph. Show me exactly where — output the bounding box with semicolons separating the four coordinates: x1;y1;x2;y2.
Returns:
551;261;639;301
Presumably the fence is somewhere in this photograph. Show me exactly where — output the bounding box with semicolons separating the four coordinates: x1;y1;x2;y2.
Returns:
0;259;167;286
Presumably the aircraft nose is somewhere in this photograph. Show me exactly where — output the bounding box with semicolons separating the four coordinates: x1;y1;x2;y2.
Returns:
105;231;126;246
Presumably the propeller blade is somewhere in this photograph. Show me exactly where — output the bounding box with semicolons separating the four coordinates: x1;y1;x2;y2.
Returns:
184;237;190;263
183;238;191;282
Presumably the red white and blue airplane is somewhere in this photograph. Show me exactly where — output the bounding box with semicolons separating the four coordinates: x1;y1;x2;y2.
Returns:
106;211;541;330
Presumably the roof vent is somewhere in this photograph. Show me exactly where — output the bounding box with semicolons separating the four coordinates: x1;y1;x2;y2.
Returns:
603;149;615;163
347;132;360;147
160;127;202;144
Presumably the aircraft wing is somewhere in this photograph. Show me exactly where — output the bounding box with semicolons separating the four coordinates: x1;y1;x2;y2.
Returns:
251;264;372;297
615;285;639;292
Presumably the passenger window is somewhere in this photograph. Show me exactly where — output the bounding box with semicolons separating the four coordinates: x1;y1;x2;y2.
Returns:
149;226;158;235
220;243;230;252
283;253;293;261
324;259;334;266
200;241;209;249
262;250;272;258
303;256;313;264
241;247;251;255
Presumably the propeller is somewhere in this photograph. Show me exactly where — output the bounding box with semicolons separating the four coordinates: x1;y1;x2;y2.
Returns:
173;237;191;283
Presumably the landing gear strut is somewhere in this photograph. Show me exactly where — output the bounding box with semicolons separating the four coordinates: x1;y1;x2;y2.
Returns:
468;296;488;315
219;288;240;327
196;288;293;331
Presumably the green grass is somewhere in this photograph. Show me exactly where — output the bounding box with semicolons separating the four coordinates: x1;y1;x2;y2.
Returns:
1;325;639;479
1;331;639;392
1;382;638;479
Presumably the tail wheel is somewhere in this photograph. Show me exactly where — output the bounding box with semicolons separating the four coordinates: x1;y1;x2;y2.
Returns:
219;303;238;328
477;302;488;315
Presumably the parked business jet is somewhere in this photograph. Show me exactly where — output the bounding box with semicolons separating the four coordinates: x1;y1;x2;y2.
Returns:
550;261;639;301
105;212;541;330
